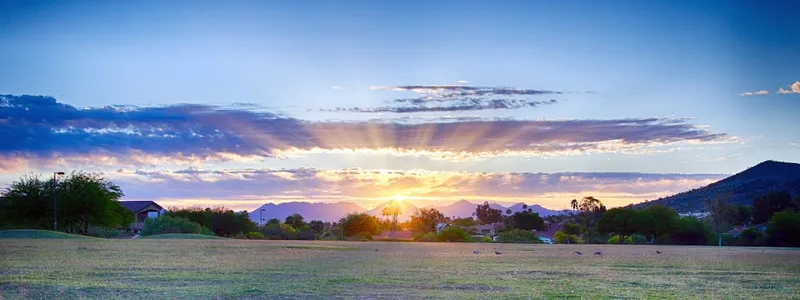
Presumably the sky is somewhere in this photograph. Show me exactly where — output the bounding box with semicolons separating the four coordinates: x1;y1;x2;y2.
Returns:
1;0;798;211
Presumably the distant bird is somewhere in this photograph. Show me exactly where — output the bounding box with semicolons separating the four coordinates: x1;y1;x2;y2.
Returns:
575;251;583;255
656;250;662;254
473;250;480;254
594;251;602;256
375;249;379;251
495;250;503;255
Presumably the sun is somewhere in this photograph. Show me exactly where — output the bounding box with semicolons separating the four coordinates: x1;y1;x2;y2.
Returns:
393;194;405;203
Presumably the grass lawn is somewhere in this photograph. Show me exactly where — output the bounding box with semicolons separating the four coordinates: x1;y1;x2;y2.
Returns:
1;236;799;299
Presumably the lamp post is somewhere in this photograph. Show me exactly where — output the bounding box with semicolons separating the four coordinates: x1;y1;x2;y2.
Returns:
260;209;265;226
52;172;65;231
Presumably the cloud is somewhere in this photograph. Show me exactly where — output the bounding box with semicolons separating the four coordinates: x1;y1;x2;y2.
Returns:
741;90;769;96
777;81;800;94
0;94;733;167
457;80;469;84
108;167;726;210
744;81;800;96
329;85;565;113
329;85;348;90
322;99;557;113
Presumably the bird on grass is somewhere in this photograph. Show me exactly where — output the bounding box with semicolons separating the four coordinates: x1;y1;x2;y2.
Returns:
473;250;480;254
375;249;379;251
656;250;662;254
494;248;503;255
594;251;602;256
574;251;583;255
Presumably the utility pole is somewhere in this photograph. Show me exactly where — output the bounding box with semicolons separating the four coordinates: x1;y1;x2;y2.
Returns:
52;172;65;231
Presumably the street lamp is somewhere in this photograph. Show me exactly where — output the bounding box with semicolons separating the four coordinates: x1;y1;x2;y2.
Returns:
260;209;265;226
52;172;65;231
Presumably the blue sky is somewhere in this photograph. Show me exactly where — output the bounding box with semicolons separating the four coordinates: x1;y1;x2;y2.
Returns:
0;0;798;210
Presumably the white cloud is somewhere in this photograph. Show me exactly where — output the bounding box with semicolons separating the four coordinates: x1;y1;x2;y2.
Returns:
329;85;348;90
777;81;800;94
457;80;469;84
741;90;769;96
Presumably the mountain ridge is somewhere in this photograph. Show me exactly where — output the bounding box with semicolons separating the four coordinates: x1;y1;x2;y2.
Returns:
637;160;800;212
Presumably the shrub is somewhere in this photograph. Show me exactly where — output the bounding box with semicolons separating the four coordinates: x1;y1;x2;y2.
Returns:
608;236;633;244
437;226;468;242
246;231;264;239
340;213;379;237
553;230;580;244
631;234;647;244
738;228;765;246
346;232;374;241
261;223;297;240
413;232;438;242
496;229;542;243
468;235;493;243
766;211;800;247
140;216;214;236
86;227;121;238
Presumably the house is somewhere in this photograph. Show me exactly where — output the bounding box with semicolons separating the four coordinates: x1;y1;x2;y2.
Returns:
472;222;504;236
435;223;450;233
726;223;767;236
535;223;562;244
120;201;163;233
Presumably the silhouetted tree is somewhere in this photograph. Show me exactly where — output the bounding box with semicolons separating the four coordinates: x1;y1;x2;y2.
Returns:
474;201;502;224
708;195;736;246
410;208;446;233
571;196;606;243
508;211;546;231
766;211;800;247
284;213;306;229
753;191;797;224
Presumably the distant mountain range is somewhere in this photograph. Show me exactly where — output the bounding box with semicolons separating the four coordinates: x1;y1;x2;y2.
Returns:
249;200;562;223
637;160;800;212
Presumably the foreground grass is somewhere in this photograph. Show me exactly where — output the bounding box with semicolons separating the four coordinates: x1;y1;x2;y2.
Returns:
0;239;798;299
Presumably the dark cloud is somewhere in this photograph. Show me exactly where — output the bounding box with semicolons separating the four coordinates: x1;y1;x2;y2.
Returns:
323;99;557;113
0;94;733;166
322;85;565;113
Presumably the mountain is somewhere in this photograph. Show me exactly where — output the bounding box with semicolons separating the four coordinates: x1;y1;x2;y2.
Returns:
249;200;563;224
365;201;420;222
248;202;366;223
638;160;800;212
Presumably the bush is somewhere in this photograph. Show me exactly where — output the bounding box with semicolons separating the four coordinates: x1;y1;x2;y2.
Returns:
738;228;765;246
468;235;493;243
140;216;214;236
496;229;542;243
261;223;297;240
414;232;438;242
766;211;800;247
608;236;633;244
346;232;374;241
86;227;121;238
553;230;580;244
437;226;468;242
246;231;264;239
340;213;379;237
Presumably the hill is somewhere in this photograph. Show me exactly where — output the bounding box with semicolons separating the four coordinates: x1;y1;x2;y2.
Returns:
638;160;800;212
0;229;94;239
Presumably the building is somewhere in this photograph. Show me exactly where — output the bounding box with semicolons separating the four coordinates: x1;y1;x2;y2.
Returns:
472;222;504;236
120;201;163;233
535;223;562;244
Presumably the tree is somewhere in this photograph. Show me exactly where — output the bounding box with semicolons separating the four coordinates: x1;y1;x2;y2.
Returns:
167;207;257;237
571;196;606;243
561;223;582;235
508;211;546;231
641;204;678;242
140;215;214;236
664;216;711;245
266;218;281;226
765;211;800;247
753;191;797;224
308;220;325;235
437;226;468;242
598;207;639;244
284;213;306;229
553;230;579;244
410;208;446;233
340;213;379;237
708;196;736;247
730;204;752;225
451;217;476;228
2;173;133;234
474;201;502;224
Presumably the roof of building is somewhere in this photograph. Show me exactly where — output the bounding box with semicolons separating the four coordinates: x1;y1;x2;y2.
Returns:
120;201;162;213
472;222;504;231
535;223;562;239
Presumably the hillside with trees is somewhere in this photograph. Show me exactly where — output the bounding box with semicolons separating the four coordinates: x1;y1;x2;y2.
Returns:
637;161;800;212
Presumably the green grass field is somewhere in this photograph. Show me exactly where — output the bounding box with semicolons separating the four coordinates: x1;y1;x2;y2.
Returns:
1;233;799;299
